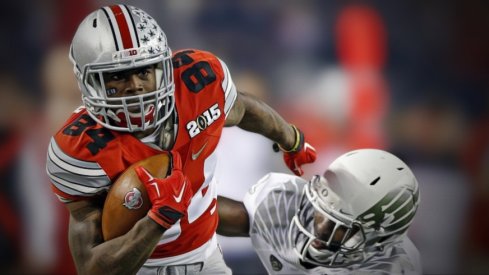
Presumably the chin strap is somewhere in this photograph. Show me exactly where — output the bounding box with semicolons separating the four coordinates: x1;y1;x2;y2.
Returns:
157;111;177;150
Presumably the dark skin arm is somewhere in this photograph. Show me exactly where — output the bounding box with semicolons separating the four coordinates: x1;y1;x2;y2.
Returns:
225;90;296;150
216;196;250;237
66;199;166;275
219;92;296;236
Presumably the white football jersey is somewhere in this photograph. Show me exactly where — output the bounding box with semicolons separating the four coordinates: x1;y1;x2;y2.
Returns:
243;173;422;275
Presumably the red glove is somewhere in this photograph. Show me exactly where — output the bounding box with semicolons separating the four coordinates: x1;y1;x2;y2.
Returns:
273;125;317;176
135;151;193;229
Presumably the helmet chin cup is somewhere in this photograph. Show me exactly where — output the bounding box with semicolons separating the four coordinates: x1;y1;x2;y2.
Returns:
307;245;336;263
107;104;155;128
289;202;366;268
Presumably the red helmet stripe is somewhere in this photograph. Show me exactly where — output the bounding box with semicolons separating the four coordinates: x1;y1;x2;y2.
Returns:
109;5;134;49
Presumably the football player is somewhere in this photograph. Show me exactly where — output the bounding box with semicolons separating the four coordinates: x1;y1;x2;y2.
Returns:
218;149;422;274
45;4;316;275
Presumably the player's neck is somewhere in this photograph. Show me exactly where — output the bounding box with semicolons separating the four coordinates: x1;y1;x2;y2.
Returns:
132;128;157;140
132;113;177;150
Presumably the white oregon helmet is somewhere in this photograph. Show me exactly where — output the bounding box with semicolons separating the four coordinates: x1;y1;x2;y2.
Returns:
290;149;420;267
69;4;174;132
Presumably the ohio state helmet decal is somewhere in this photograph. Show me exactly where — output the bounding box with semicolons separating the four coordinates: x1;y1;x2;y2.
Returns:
102;5;166;53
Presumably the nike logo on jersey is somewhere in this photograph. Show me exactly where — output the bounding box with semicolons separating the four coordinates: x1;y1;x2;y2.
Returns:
174;179;187;203
191;141;208;160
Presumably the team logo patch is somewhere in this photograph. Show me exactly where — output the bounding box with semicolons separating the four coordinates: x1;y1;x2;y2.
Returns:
123;187;144;209
270;254;283;271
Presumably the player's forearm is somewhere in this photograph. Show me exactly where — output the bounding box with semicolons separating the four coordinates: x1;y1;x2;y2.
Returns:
87;217;164;274
217;196;250;237
231;91;296;149
68;203;164;275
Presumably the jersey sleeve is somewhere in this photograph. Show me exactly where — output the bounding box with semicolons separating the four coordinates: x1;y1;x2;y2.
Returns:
244;173;309;274
46;137;111;203
243;173;304;230
217;58;237;118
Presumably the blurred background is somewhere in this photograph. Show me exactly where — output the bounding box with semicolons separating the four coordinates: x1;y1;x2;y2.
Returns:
1;0;488;274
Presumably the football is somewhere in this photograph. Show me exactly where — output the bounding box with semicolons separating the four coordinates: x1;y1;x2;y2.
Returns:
102;153;171;241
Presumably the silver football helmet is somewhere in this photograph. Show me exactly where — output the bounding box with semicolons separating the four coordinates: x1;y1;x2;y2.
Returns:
289;149;420;267
69;4;174;132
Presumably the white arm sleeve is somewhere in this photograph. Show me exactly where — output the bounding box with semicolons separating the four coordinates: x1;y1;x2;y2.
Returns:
243;173;299;233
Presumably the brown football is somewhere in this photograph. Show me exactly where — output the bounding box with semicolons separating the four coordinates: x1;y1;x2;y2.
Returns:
102;153;170;241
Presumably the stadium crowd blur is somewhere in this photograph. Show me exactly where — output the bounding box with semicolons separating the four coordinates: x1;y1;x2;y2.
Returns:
0;0;487;274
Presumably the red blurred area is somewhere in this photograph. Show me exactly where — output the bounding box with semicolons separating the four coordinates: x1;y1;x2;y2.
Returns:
336;5;387;70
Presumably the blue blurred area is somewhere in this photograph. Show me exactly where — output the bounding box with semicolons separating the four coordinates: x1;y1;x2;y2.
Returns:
1;0;487;274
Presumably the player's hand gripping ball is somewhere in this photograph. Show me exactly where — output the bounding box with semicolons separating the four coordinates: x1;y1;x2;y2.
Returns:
102;153;170;241
135;151;193;229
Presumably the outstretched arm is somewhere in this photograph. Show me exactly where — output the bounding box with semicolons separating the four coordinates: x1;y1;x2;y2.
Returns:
217;196;250;237
225;91;317;176
225;91;296;150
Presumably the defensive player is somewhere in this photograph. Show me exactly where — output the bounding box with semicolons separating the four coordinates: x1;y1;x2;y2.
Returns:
45;4;316;275
218;149;422;274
